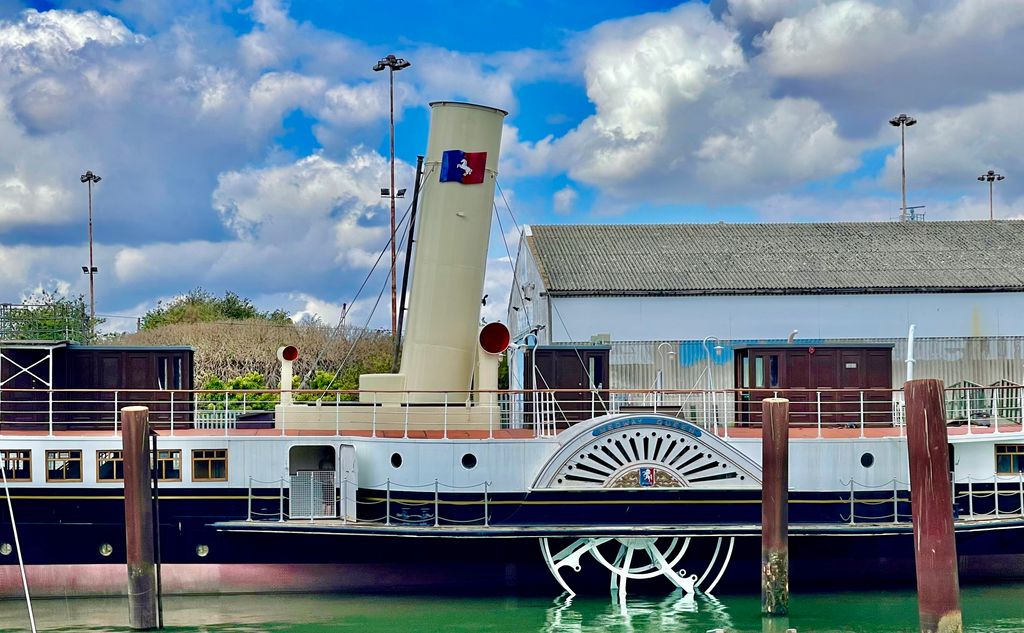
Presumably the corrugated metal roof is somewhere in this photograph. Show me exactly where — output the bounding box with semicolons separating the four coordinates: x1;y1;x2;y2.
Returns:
526;221;1024;295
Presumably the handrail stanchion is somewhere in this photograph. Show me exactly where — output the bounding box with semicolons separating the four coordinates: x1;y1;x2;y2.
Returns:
816;391;822;438
483;481;489;527
247;476;253;522
967;393;973;434
341;477;348;525
849;480;855;525
385;478;391;526
335;392;341;436
434;479;440;527
114;390;119;436
278;477;284;522
169;392;174;436
443;393;449;439
892;478;899;523
403;394;409;439
968;477;974;518
372;392;377;437
859;390;865;438
995;477;1001;518
488;396;494;440
309;477;314;523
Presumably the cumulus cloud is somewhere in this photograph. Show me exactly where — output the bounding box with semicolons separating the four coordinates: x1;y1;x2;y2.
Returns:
556;2;861;203
552;186;577;215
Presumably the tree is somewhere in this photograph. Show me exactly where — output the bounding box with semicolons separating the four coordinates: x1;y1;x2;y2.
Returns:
140;288;291;330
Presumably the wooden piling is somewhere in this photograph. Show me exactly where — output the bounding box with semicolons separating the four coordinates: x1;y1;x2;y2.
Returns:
761;397;790;616
904;379;963;633
122;406;158;630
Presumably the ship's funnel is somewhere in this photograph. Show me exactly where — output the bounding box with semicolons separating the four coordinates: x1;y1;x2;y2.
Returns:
360;101;507;403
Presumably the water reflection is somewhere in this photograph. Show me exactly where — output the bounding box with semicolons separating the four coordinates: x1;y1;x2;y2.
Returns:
1;584;1023;632
542;591;736;633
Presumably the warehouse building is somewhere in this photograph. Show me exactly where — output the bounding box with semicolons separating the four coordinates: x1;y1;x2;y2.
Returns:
506;221;1024;422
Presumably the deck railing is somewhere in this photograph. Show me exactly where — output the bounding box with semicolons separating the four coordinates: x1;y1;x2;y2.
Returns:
0;385;1021;439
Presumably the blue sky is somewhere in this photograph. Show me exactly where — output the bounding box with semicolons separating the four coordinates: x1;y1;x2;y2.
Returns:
0;0;1022;330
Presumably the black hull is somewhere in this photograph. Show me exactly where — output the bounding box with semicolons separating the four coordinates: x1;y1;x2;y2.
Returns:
1;485;1022;596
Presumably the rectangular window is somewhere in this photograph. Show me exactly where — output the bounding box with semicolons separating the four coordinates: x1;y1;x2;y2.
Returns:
157;356;169;390
996;445;1024;475
46;450;83;482
192;449;228;481
97;450;125;482
151;449;182;481
0;450;31;482
768;355;779;388
173;357;183;389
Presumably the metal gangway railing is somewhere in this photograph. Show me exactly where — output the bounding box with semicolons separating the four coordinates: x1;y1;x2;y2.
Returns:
1;385;1022;440
245;475;492;527
840;474;1024;524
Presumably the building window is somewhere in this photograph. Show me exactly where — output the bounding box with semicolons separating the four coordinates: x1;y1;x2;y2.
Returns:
46;450;83;482
0;450;31;482
192;449;227;481
152;449;182;481
97;450;125;482
996;445;1024;475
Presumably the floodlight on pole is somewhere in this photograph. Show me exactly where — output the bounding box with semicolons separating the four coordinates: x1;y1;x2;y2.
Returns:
889;113;917;222
977;170;1005;221
373;53;412;338
80;170;101;339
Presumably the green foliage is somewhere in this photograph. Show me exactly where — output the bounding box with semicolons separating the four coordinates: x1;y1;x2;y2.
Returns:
198;372;279;411
1;290;100;342
498;354;509;389
141;288;290;330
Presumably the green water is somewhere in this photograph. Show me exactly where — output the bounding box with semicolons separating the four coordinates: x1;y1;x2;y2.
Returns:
1;586;1023;632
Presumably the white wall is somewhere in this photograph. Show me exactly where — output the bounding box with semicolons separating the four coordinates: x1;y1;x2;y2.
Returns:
549;292;1024;343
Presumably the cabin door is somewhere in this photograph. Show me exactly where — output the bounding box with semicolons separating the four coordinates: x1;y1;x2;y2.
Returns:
339;444;357;521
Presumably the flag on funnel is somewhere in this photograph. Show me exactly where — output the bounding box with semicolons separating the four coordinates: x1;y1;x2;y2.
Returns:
440;150;487;185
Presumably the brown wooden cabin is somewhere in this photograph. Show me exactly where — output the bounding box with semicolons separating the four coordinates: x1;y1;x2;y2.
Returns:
523;345;611;425
734;344;893;426
0;341;194;430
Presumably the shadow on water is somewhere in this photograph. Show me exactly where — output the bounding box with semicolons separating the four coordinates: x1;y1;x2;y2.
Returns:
1;584;1023;632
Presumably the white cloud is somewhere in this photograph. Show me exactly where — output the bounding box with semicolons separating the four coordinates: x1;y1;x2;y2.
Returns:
552;186;577;215
556;2;860;203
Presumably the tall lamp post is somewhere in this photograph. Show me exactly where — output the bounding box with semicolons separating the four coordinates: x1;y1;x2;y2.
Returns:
80;170;102;339
655;342;676;404
373;53;411;338
889;113;917;222
977;170;1005;221
703;336;724;427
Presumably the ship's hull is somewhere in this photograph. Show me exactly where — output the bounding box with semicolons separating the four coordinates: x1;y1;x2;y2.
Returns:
2;485;1023;597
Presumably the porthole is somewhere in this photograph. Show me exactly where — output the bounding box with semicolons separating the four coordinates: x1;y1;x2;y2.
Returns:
99;543;113;557
391;453;403;468
0;543;11;556
860;452;875;468
461;453;478;470
196;544;209;558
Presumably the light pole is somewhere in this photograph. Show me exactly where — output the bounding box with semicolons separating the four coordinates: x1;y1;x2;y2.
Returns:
655;342;676;404
80;170;101;338
977;170;1005;221
373;53;411;338
889;113;917;222
703;336;724;427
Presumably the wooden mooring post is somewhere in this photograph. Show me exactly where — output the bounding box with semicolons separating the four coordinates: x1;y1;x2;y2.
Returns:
905;379;963;633
122;406;158;630
761;397;790;616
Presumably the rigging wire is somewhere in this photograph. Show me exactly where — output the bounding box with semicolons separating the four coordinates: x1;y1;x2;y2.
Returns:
302;182;423;387
313;172;432;396
1;466;37;633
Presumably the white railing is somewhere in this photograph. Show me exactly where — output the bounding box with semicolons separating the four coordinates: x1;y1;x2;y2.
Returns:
840;473;1024;524
1;385;1021;440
